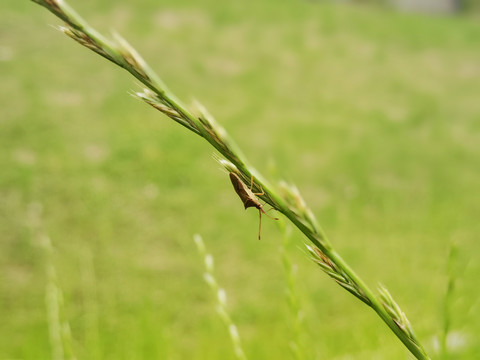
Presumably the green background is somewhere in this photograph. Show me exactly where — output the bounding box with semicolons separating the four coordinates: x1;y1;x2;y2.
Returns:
1;0;479;358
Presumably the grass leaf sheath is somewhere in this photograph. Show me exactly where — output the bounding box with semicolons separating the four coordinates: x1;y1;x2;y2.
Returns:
30;1;430;358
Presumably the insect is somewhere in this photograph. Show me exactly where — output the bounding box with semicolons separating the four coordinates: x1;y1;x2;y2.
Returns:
229;172;278;240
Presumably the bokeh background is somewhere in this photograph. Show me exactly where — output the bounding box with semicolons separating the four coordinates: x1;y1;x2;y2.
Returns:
1;0;479;359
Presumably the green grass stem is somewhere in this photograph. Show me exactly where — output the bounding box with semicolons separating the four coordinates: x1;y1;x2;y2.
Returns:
194;234;247;360
440;242;459;359
279;221;306;360
26;202;76;360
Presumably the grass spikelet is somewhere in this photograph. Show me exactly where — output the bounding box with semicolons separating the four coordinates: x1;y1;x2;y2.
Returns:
378;284;426;356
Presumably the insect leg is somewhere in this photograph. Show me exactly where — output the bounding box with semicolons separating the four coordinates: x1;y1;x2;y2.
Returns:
261;206;279;220
253;185;265;196
249;176;264;196
258;209;262;240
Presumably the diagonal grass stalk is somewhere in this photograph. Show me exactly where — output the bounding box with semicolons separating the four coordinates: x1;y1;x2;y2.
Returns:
30;1;430;358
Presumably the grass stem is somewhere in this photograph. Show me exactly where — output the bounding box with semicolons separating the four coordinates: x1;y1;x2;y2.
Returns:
194;234;247;360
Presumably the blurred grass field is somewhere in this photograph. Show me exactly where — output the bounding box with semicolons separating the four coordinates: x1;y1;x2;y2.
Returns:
1;0;479;359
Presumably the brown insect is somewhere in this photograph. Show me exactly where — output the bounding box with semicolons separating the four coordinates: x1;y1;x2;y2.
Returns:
229;172;278;240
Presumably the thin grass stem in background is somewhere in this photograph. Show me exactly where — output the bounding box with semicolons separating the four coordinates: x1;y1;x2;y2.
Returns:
440;242;458;359
194;234;247;360
26;203;76;360
30;1;430;358
279;221;307;360
80;248;101;360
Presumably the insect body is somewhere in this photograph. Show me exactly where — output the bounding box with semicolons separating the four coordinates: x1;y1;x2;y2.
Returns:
229;172;278;240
